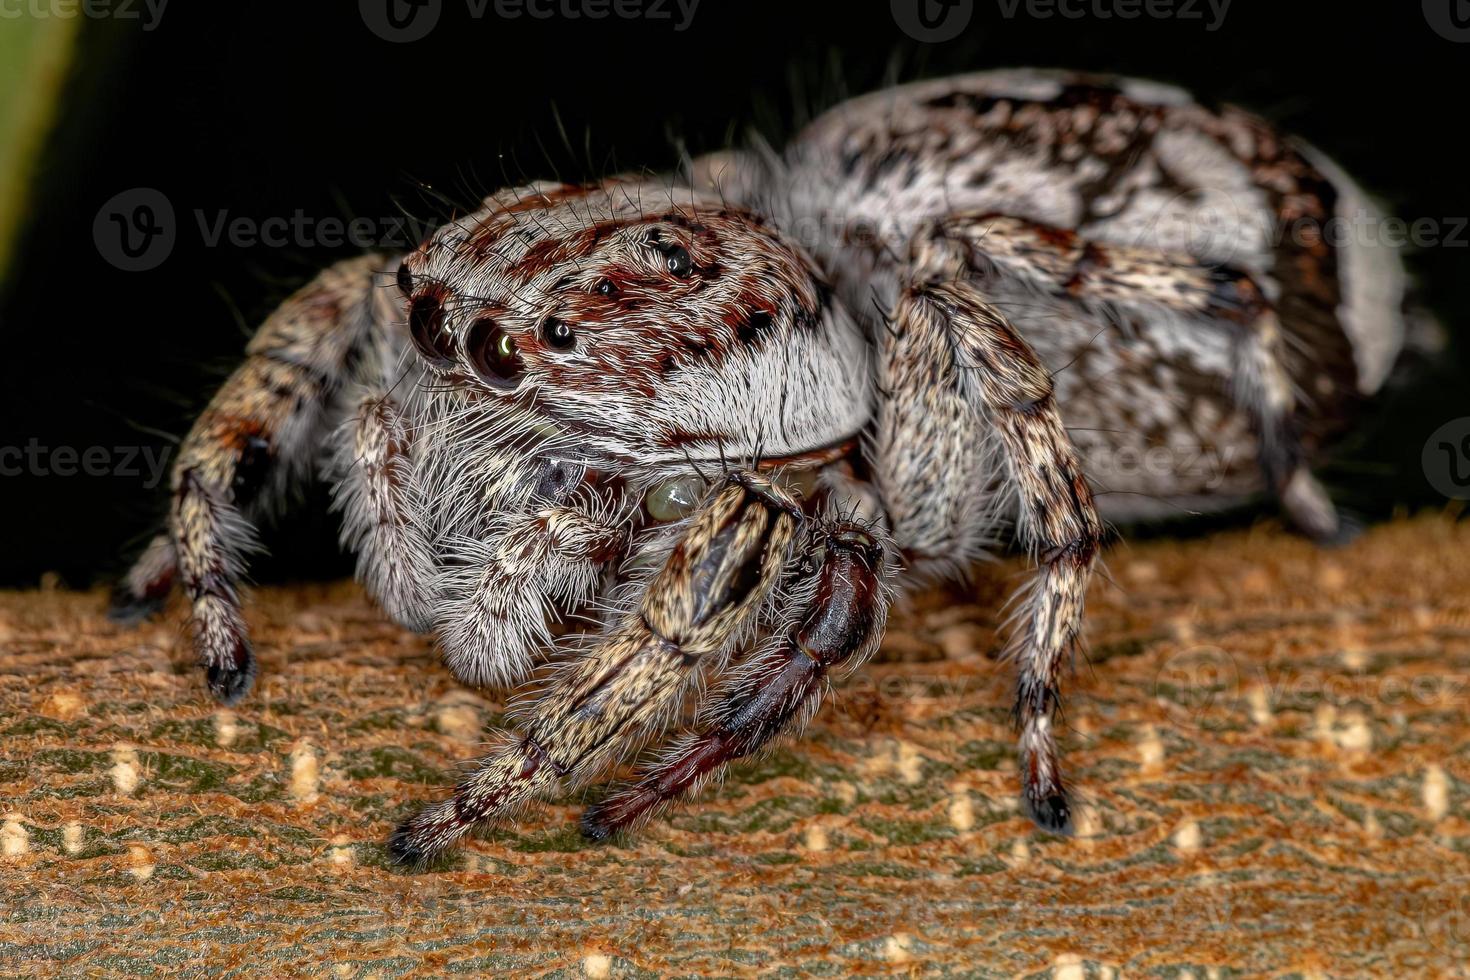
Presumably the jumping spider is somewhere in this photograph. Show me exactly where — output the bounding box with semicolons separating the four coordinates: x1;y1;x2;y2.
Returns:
112;70;1416;863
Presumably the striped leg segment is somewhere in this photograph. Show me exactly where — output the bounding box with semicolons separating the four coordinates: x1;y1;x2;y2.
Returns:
388;472;800;863
117;255;382;702
581;520;889;840
886;231;1105;833
944;212;1345;540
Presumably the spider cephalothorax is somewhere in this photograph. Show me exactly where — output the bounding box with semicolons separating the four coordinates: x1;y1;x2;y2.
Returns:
397;181;870;466
110;70;1420;864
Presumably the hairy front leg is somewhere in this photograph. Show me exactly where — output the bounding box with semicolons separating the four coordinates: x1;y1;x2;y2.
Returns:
434;482;628;689
877;231;1105;833
117;255;385;701
581;517;890;839
388;472;800;863
332;390;439;633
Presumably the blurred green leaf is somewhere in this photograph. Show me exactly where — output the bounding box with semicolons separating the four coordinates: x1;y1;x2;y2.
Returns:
0;15;79;288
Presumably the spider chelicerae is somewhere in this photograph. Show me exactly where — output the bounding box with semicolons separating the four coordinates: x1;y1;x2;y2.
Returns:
111;69;1419;863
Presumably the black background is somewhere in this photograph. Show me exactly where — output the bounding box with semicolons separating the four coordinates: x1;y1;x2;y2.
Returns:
0;0;1465;588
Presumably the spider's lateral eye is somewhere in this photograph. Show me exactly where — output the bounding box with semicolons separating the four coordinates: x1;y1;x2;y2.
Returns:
465;317;524;389
396;262;414;297
595;278;618;297
663;245;692;278
408;294;456;368
541;316;577;350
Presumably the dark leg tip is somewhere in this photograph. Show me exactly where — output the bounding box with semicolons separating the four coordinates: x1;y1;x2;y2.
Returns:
1316;512;1365;550
386;822;430;867
107;584;166;626
206;656;256;705
1023;791;1075;836
579;806;617;844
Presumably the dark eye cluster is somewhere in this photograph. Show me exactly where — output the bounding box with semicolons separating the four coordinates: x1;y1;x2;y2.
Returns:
398;260;526;388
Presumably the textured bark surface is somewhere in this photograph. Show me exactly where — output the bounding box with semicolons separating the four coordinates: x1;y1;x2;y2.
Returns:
2;516;1468;976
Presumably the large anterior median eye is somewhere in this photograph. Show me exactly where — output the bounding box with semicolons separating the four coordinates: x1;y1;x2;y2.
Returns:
465;317;524;388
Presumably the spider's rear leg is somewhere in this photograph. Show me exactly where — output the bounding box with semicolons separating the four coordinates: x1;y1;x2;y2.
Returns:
108;532;177;624
116;255;383;702
943;213;1350;542
581;518;890;840
388;472;801;864
877;236;1106;833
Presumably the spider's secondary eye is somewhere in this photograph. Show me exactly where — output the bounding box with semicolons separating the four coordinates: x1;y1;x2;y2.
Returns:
595;278;618;297
465;317;524;389
396;262;414;297
408;294;456;369
663;245;692;278
541;317;577;350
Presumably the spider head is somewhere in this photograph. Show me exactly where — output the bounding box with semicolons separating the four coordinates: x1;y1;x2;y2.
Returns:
395;179;871;467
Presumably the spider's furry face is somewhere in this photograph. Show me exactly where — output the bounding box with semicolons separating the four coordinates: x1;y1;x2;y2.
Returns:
397;179;872;466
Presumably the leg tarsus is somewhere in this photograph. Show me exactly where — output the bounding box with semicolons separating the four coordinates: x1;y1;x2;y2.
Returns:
1318;510;1364;549
1022;786;1075;836
206;656;257;705
1279;466;1345;543
107;584;169;625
